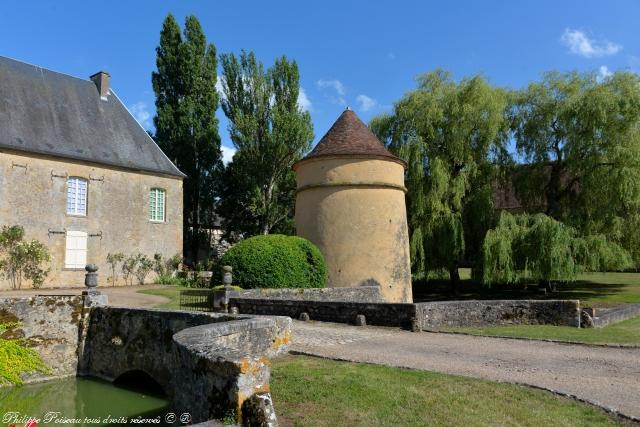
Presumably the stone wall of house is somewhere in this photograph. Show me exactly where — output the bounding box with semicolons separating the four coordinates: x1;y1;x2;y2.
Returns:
0;150;183;289
0;296;87;383
415;300;581;329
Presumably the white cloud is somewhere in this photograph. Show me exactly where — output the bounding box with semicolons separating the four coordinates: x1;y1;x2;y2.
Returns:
297;87;312;112
317;79;346;105
598;65;613;82
356;94;377;112
387;52;396;60
221;145;236;165
560;29;622;58
130;102;152;130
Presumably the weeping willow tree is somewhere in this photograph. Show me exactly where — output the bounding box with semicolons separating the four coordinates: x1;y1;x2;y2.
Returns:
509;71;640;267
371;70;509;290
482;212;632;288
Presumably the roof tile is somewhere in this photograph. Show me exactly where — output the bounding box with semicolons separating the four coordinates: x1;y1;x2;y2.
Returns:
302;109;404;166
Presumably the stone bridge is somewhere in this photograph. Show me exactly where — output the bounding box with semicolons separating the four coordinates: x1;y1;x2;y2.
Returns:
0;296;291;426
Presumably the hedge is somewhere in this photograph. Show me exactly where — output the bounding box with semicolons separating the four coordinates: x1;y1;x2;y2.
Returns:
216;235;327;289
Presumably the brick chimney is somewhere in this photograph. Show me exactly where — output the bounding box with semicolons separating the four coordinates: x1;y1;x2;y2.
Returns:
90;71;110;100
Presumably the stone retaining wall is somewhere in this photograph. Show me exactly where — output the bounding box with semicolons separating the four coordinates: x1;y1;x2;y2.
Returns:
238;286;382;302
231;298;581;331
230;298;418;329
415;300;581;330
590;304;640;328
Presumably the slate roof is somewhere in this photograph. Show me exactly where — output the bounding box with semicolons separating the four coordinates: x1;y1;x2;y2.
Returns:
299;108;405;167
0;56;184;178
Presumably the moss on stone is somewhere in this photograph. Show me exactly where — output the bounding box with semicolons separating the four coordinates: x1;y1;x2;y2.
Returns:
0;321;50;385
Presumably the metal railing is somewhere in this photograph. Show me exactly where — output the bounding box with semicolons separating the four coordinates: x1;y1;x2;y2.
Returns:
179;289;215;312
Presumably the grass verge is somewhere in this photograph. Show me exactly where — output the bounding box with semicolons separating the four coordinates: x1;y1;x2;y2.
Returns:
138;286;186;310
270;355;625;427
444;315;640;346
414;270;640;308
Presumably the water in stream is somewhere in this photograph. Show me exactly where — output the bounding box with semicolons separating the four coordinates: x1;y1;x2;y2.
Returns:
0;377;171;426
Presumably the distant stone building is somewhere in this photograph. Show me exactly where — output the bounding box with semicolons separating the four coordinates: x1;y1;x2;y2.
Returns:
0;56;184;289
294;109;413;303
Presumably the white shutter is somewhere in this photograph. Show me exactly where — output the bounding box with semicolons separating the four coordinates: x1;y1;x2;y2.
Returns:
65;231;88;269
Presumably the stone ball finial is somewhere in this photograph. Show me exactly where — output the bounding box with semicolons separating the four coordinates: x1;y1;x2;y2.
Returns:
84;264;99;290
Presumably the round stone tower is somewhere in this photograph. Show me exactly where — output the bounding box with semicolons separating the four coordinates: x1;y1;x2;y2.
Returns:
293;109;413;303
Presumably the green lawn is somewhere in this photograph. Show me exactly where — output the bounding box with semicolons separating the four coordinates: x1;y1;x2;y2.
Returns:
415;270;640;308
270;355;624;427
138;286;185;310
559;272;640;307
445;315;640;345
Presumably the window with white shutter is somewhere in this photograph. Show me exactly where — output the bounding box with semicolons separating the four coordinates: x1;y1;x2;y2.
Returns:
149;188;166;222
67;177;88;216
65;230;87;269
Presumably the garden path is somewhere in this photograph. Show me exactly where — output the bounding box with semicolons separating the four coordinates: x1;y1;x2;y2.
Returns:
0;285;170;308
291;320;640;421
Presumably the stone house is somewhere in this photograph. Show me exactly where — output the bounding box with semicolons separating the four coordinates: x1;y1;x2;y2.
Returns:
0;56;184;289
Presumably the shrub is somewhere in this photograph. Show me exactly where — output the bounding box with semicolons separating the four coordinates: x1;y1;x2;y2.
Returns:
121;255;137;286
134;254;154;285
156;274;196;287
106;252;125;286
216;234;326;289
0;225;50;289
153;252;182;277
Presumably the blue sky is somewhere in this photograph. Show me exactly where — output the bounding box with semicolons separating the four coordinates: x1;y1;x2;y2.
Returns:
1;1;638;162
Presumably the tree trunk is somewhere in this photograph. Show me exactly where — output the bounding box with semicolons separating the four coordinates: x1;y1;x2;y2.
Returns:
449;261;460;295
545;161;564;219
190;181;201;265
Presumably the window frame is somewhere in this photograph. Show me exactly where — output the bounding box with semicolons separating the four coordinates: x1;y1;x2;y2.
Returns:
66;176;88;217
149;188;166;223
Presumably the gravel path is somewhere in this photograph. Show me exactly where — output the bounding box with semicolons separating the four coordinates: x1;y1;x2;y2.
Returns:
291;320;640;420
0;285;169;308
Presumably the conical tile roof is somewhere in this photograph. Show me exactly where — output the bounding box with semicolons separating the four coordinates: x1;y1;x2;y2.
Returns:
300;109;405;166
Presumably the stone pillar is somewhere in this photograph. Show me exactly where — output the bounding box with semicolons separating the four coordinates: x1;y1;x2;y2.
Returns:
83;264;108;306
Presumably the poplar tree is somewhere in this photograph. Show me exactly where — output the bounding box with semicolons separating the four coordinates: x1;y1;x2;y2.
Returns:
152;14;223;262
218;50;313;236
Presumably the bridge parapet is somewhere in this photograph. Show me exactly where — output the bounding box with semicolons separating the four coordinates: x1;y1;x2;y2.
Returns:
80;306;291;426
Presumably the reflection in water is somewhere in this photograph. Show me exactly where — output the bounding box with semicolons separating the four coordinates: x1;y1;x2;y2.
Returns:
0;377;171;426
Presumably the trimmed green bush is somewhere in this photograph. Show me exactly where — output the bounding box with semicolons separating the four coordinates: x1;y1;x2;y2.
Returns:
216;235;326;289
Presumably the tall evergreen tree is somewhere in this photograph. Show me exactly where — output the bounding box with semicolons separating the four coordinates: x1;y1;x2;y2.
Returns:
152;14;223;262
218;50;313;236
